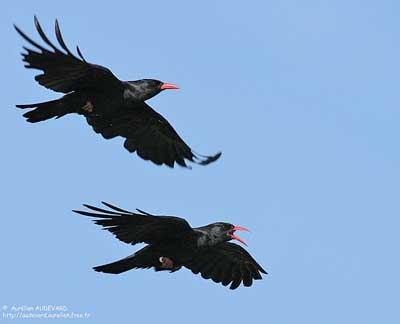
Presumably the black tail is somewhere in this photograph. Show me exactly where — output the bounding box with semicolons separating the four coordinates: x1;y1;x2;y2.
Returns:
16;96;78;123
93;246;158;274
93;257;146;274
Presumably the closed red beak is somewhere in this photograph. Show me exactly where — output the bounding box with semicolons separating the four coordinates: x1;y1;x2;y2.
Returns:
160;82;180;90
230;225;250;246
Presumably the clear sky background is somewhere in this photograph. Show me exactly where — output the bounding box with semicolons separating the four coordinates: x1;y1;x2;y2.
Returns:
1;1;399;323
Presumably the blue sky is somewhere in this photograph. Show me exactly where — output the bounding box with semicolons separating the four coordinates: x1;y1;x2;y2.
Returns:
1;1;400;323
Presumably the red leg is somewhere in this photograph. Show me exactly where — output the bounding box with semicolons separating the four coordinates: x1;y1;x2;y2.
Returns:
82;100;94;113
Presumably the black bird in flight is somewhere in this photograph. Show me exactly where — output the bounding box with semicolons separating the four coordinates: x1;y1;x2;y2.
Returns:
73;202;267;290
14;17;221;168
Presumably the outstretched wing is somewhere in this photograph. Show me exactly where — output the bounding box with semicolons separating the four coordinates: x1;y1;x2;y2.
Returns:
15;16;122;93
184;242;267;290
86;102;222;168
73;202;194;245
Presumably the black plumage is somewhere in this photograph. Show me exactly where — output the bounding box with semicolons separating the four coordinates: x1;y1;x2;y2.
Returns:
73;202;267;290
15;17;221;168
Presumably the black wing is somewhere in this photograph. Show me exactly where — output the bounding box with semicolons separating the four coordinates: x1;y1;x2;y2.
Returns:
15;16;122;93
86;102;222;168
184;242;267;290
73;202;194;245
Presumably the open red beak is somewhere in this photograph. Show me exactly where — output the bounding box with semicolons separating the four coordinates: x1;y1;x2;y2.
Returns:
160;82;180;90
232;226;250;232
230;225;250;246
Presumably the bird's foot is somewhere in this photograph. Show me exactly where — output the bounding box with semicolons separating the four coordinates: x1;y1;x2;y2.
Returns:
82;100;94;113
159;256;176;270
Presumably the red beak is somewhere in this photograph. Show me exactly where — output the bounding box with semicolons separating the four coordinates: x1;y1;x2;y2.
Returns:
230;234;248;246
232;226;250;232
160;82;180;90
230;225;250;246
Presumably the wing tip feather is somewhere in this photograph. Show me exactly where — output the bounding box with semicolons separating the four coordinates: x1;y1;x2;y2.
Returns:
194;151;222;166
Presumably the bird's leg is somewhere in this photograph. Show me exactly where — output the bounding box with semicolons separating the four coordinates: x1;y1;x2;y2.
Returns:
82;100;94;113
158;257;182;272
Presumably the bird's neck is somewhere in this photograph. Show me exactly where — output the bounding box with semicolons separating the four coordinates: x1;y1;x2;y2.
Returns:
193;228;224;247
125;81;161;101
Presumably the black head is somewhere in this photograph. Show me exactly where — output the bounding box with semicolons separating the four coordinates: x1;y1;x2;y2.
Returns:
129;79;180;101
199;222;250;246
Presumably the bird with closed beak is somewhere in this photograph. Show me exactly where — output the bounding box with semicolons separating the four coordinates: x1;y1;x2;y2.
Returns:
15;16;221;168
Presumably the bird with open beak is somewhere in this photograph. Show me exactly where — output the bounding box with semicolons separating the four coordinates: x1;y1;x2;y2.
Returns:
74;202;267;290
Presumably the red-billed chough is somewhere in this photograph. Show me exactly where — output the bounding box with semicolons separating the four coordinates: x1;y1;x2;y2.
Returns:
73;202;267;290
15;17;221;168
